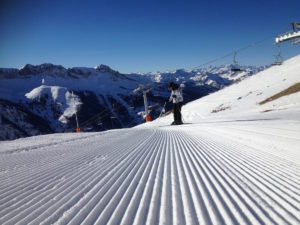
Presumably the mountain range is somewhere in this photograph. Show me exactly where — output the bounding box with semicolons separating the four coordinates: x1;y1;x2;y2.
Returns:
0;63;265;140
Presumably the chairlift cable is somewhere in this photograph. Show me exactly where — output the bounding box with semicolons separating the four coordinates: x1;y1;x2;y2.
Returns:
191;36;273;70
79;108;110;127
79;101;127;127
78;100;137;129
190;25;292;70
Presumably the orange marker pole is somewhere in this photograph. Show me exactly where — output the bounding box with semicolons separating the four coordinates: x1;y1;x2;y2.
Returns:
146;114;151;122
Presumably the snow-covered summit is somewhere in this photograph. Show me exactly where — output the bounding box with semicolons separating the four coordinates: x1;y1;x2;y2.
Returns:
94;64;117;73
19;63;67;76
25;85;81;124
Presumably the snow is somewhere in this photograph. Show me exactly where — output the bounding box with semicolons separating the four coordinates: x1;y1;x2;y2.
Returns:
0;66;137;103
25;85;81;123
0;55;300;224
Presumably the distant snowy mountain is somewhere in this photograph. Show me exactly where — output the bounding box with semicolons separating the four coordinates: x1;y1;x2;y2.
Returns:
0;63;265;140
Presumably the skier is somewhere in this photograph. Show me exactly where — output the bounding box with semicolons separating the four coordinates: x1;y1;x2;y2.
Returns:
169;81;183;125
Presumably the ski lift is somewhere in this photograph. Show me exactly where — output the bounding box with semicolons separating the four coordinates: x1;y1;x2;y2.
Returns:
275;22;300;45
133;84;152;122
231;51;242;72
272;44;283;66
272;22;300;65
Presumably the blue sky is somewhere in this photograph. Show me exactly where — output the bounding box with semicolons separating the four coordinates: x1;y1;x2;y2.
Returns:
1;0;300;73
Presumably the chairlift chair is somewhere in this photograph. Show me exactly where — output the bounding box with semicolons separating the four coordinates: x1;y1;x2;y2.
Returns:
272;58;283;66
231;51;242;72
272;44;283;66
292;37;300;45
231;67;242;72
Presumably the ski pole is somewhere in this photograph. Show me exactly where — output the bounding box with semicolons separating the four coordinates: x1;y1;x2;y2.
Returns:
159;101;167;118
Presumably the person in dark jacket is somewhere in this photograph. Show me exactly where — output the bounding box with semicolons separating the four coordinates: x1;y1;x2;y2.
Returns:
169;82;184;125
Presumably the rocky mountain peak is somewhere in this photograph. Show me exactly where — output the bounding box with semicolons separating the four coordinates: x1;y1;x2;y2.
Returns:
19;63;67;76
95;64;118;74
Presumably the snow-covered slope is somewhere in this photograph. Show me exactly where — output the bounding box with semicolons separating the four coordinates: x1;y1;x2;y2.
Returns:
146;54;300;126
0;124;299;224
0;56;299;225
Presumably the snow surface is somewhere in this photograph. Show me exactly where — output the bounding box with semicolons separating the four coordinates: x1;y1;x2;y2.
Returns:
0;55;300;225
25;85;81;123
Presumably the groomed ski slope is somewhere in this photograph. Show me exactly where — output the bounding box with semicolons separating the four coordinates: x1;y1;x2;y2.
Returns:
0;122;300;225
1;55;300;225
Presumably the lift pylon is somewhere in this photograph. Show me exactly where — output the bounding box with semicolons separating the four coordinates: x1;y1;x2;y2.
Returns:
133;84;152;122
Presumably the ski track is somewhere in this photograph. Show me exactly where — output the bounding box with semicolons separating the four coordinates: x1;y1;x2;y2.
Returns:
0;124;300;225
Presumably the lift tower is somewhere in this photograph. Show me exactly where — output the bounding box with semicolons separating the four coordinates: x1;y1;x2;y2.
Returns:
133;84;152;122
